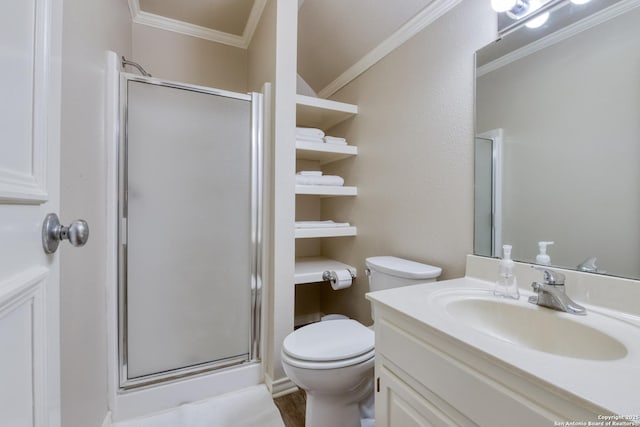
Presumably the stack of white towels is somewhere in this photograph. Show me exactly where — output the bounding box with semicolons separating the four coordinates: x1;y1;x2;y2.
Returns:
296;127;348;146
296;171;344;186
295;220;351;229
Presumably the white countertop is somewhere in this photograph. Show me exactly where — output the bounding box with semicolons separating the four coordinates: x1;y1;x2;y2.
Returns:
367;276;640;418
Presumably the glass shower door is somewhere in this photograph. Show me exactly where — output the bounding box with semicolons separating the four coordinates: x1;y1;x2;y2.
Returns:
474;132;502;258
119;77;261;387
474;137;494;257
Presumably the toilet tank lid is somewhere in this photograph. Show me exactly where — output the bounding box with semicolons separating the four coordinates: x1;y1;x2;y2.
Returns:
366;256;442;279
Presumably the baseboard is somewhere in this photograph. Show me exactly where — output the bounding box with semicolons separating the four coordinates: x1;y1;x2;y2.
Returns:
102;411;112;427
265;374;298;398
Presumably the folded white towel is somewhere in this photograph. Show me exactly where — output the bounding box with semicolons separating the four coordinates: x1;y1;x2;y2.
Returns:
295;175;344;186
296;127;325;138
295;220;351;228
297;171;322;176
296;136;325;144
324;136;347;145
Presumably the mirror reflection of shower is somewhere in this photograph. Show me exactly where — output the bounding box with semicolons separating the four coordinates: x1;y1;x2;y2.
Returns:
474;129;503;258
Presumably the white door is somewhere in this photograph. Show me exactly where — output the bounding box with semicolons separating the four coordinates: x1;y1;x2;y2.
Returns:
0;0;63;426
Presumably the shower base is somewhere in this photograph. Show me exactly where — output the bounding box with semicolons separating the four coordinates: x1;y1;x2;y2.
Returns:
114;384;283;427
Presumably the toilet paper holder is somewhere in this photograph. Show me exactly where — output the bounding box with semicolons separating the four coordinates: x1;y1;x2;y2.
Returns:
322;269;356;282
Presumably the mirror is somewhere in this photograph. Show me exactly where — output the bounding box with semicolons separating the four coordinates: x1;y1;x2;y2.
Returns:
475;0;640;279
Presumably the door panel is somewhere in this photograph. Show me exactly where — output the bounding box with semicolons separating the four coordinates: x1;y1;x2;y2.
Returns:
0;0;49;203
122;79;253;381
0;268;48;427
0;0;61;425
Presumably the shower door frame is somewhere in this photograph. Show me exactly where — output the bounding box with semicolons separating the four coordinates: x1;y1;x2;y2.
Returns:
117;73;263;390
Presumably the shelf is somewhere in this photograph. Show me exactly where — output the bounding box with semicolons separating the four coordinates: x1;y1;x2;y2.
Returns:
296;94;358;130
295;185;357;197
295;226;357;239
296;140;357;164
295;256;357;285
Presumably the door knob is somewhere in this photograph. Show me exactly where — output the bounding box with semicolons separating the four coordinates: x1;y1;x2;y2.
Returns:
42;213;90;254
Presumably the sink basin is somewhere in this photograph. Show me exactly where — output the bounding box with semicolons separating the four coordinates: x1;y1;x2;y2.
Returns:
443;295;627;361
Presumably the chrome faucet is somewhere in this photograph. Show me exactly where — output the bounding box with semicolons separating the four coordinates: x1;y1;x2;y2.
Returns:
529;266;586;315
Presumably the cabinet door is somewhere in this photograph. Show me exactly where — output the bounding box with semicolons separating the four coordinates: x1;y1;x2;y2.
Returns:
377;366;474;427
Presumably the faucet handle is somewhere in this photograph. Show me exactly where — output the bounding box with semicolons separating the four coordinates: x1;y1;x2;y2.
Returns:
531;265;565;285
577;257;598;272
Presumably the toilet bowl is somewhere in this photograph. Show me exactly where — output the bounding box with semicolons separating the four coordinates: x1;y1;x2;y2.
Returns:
281;256;442;427
281;319;374;427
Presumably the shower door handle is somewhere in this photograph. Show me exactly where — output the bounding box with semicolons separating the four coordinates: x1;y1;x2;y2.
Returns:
42;213;90;254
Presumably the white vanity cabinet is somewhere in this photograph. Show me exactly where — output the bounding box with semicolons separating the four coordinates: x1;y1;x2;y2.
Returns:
371;300;606;427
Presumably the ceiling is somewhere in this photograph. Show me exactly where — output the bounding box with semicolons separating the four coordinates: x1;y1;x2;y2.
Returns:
297;0;432;95
128;0;450;97
138;0;255;36
128;0;267;48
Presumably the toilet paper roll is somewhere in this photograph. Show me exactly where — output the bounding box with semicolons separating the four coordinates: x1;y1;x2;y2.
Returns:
329;269;352;290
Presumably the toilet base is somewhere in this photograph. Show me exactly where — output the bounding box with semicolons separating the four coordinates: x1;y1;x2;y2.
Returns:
304;375;373;427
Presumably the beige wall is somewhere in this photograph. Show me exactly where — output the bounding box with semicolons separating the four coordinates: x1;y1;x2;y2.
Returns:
318;0;496;324
477;7;640;278
132;24;248;92
248;0;298;387
247;0;280;387
266;0;298;385
248;0;276;93
60;0;131;426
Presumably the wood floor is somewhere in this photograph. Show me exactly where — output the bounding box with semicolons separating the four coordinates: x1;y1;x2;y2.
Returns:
274;390;306;427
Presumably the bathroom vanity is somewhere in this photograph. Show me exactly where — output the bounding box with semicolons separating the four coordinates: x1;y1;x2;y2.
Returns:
367;256;640;426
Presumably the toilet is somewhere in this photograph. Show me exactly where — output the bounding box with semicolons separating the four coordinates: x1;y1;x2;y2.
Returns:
281;256;442;427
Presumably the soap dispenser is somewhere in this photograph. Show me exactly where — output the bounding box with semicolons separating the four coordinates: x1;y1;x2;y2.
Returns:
494;244;519;299
536;241;554;265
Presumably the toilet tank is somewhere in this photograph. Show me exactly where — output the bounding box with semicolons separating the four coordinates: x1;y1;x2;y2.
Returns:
366;256;442;293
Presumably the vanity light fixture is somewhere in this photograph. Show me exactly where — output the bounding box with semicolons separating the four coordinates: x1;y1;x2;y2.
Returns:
525;12;549;27
491;0;518;12
525;0;550;28
493;0;594;34
491;0;530;15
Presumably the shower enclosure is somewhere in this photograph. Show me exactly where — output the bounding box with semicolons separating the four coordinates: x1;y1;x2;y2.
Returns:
118;74;263;389
474;129;503;258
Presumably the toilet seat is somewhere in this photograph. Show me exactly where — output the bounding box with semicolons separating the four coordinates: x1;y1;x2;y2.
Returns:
282;347;375;370
282;319;374;369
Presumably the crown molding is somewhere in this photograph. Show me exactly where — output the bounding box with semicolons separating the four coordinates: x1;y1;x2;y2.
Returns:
242;0;267;48
477;0;640;77
127;0;267;49
127;0;140;16
317;0;463;99
133;11;246;47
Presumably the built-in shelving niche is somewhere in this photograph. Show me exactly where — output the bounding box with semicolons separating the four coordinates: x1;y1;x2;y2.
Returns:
294;256;357;285
293;94;359;326
295;95;358;239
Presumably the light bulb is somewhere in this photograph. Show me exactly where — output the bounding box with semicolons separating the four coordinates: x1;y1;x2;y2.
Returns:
523;0;548;28
505;0;531;20
491;0;517;12
570;0;591;4
525;11;549;28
